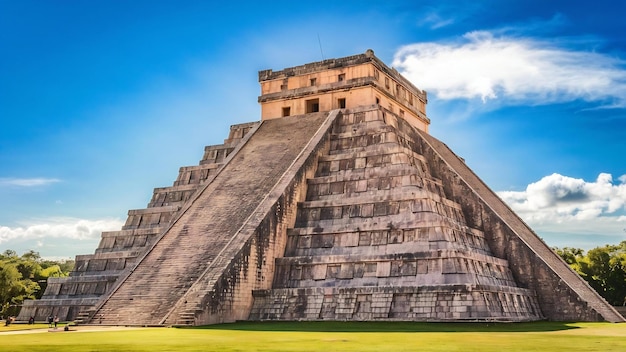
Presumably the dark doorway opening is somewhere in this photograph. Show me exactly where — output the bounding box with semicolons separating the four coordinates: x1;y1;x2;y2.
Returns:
306;99;320;113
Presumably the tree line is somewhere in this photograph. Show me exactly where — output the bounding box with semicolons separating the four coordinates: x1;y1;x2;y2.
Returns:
554;240;626;306
0;250;74;318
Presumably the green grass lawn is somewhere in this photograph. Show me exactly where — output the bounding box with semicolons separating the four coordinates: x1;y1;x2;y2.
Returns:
1;321;624;352
0;323;50;332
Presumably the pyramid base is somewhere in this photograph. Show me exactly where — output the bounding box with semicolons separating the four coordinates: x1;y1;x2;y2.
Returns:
249;285;544;322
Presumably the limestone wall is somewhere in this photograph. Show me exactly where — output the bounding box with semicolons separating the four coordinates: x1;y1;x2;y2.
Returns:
249;106;544;322
251;285;541;322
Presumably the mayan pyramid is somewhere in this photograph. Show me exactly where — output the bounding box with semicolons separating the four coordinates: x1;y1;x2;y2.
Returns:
19;50;624;325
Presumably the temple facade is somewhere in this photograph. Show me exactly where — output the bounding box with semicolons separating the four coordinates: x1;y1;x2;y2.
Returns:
258;49;428;132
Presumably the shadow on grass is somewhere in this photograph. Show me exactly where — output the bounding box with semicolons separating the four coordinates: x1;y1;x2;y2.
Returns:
191;320;580;333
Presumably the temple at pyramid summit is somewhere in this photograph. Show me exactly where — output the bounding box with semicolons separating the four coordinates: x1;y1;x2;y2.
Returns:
19;50;624;325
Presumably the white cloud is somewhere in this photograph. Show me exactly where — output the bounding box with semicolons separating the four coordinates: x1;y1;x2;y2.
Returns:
393;31;626;106
0;177;61;187
0;217;124;245
498;173;626;239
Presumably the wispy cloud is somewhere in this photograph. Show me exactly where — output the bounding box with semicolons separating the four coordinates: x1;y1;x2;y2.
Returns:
0;177;61;187
419;12;455;30
0;217;124;245
498;173;626;241
393;31;626;106
415;3;483;30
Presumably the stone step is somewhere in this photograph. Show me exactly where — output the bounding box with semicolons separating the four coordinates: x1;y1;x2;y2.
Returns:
286;238;492;258
199;144;236;165
285;223;492;257
334;108;385;127
96;228;162;254
300;186;459;209
293;211;464;234
276;250;510;267
307;177;427;203
122;205;181;230
249;285;543;322
331;118;388;135
73;309;95;325
308;163;424;184
329;127;398;152
173;163;222;187
321;142;425;163
294;198;466;229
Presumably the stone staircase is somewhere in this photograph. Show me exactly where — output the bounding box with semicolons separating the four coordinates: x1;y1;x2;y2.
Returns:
73;308;95;325
89;111;336;326
249;106;544;322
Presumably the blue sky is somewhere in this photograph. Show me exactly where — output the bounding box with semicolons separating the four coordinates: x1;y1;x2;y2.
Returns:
1;0;625;259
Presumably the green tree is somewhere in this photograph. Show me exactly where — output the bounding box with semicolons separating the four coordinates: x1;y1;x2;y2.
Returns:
554;241;626;306
0;258;38;317
0;261;24;304
554;247;585;265
0;250;75;316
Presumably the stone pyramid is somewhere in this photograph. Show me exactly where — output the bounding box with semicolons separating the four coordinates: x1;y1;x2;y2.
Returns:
19;51;624;325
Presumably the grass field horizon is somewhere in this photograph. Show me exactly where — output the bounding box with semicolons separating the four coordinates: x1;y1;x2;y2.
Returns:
1;321;625;351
